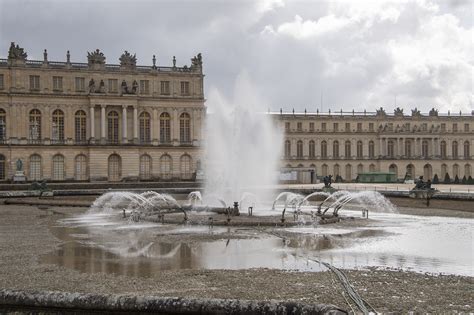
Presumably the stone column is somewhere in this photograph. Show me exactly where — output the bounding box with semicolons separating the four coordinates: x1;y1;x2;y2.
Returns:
398;138;403;158
89;105;95;142
122;105;128;143
350;140;355;159
100;105;106;143
133;106;138;143
378;138;383;157
315;139;320;158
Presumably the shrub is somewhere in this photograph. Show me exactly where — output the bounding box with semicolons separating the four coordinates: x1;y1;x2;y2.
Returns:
443;173;451;184
432;174;439;184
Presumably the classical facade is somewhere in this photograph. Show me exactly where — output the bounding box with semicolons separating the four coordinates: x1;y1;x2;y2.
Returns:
277;107;473;182
0;42;205;182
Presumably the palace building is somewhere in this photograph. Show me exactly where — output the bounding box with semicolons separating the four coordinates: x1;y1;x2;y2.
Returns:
0;42;205;182
276;108;473;183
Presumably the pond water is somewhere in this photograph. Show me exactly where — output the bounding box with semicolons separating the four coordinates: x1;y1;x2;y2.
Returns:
41;210;473;277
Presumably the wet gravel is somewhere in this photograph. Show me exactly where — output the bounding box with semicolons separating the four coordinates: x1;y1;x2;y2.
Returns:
0;204;472;313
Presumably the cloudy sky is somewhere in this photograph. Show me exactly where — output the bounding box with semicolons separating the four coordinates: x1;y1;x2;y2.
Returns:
0;0;472;113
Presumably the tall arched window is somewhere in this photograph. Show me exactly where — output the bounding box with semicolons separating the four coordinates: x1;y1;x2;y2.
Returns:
52;154;65;180
75;110;87;143
368;141;375;158
452;141;458;159
465;164;471;177
52;109;64;142
453;164;459;177
389;164;398;178
405;140;412;158
406;164;415;179
345;164;352;181
180;113;191;143
180;154;192;179
387;140;394;158
440;141;447;158
357;163;363;176
74;154;87;180
369;163;376;172
322;164;328;176
422;140;429;158
139;154;152;180
423;164;432;180
321;141;327;158
284;140;291;158
464;141;470;159
345;140;351;158
296;140;303;158
334;164;340;176
29;109;42;142
160;154;172;179
441;164;448;178
356;141;363;158
108;154;121;181
160;112;171;144
333;141;339;158
29;154;42;181
107;111;119;143
139;112;151;144
309;140;315;158
0;154;5;180
0;109;6;141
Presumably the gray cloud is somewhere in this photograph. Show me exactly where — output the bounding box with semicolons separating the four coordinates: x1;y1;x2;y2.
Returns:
0;0;472;113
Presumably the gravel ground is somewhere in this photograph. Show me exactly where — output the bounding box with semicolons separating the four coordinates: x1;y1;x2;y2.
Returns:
0;204;472;313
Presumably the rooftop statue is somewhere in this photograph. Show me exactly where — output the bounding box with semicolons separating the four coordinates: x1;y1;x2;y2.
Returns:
411;107;421;117
429;108;438;116
191;53;203;71
8;42;27;60
87;49;106;65
394;107;404;116
376;107;386;116
119;51;137;69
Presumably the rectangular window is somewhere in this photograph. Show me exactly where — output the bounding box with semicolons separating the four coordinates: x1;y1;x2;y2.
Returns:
108;79;118;93
0;74;4;90
453;123;458;132
321;123;327;132
29;75;40;90
333;123;338;132
369;123;374;132
441;123;446;132
285;122;290;131
140;80;150;94
464;123;469;132
52;76;63;91
180;81;190;95
160;81;170;95
75;77;85;92
297;122;302;131
345;123;350;132
309;122;314;132
357;123;362;132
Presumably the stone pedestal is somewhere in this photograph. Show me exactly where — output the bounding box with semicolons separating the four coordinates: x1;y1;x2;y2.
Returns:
13;171;26;182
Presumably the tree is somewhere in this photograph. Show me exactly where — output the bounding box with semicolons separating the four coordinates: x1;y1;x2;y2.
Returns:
432;174;439;184
454;175;460;184
468;176;474;185
443;173;451;184
462;175;467;184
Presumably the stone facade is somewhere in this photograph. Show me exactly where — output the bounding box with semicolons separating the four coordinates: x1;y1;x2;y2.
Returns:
0;43;205;182
276;107;473;182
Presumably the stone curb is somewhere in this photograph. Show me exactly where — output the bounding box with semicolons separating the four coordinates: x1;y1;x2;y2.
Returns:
0;289;347;314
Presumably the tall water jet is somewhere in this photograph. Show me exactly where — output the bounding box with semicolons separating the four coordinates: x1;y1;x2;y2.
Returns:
204;72;283;206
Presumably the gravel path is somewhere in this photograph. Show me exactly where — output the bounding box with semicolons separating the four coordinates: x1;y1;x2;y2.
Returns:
0;204;472;313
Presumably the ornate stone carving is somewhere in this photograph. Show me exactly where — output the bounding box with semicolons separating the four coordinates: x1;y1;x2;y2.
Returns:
119;51;137;69
191;53;202;72
411;107;421;117
394;107;404;116
8;42;27;61
429;108;438;116
87;49;106;65
132;80;138;94
88;79;96;93
375;107;386;116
